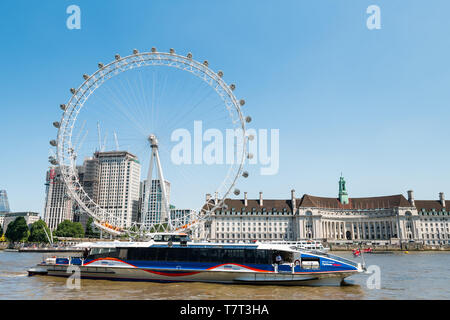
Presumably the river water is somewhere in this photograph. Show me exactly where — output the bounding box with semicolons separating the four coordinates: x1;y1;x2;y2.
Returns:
0;250;448;300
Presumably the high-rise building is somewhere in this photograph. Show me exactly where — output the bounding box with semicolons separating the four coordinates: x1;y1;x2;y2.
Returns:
0;190;10;213
43;167;73;231
140;179;171;228
93;151;141;229
43;151;141;232
72;164;92;229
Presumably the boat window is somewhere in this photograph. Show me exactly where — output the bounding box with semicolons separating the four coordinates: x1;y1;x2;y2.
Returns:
126;247;277;265
88;247;118;259
152;234;190;243
271;251;293;263
118;249;128;259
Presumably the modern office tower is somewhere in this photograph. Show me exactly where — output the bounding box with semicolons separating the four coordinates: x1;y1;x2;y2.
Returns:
72;165;91;229
44;151;141;232
0;190;10;213
43;167;73;231
93;151;141;229
140;179;171;228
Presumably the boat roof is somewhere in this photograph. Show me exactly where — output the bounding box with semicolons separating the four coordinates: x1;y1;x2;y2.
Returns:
77;240;297;252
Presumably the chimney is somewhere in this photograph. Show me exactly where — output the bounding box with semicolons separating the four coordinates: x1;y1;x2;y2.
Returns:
259;191;263;207
244;192;248;207
407;190;414;206
291;189;296;211
439;192;445;207
206;193;211;202
214;192;218;205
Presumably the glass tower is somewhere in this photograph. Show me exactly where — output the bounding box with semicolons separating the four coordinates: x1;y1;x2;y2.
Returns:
0;190;10;213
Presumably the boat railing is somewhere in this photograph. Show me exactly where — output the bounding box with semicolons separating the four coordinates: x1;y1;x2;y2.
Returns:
313;252;359;268
42;254;86;266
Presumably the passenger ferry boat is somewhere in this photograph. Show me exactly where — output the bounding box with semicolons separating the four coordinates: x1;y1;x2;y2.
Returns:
28;233;364;286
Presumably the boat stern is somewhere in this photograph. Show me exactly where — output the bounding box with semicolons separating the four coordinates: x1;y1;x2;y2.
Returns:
27;265;49;276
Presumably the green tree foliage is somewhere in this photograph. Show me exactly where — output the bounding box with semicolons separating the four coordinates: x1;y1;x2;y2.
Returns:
85;217;99;238
149;223;168;233
28;220;51;243
5;217;29;242
54;220;85;238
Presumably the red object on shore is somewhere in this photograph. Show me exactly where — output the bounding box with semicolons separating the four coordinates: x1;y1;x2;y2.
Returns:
352;249;361;257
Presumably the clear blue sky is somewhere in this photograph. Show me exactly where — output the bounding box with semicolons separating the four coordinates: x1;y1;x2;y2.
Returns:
1;0;450;214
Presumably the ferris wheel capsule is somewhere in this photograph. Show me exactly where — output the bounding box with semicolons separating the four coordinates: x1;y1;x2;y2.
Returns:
239;99;245;106
151;47;157;52
115;54;121;60
98;63;104;69
242;171;249;178
53;121;60;128
133;49;139;54
203;60;209;67
247;153;254;160
70;88;76;94
49;140;57;147
60;104;66;111
83;74;89;80
217;71;224;78
230;84;236;91
169;48;175;54
247;134;254;141
245;116;252;123
187;52;193;59
48;156;57;165
234;188;240;196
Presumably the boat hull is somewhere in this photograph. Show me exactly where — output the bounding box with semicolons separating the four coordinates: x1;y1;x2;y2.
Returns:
29;263;357;286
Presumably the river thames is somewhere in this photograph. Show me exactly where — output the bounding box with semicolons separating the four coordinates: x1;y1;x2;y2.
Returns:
0;250;449;300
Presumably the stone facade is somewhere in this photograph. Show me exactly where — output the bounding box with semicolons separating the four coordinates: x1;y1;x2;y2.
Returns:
200;177;450;245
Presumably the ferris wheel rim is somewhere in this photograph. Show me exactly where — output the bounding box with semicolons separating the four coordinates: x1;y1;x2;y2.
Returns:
55;49;248;236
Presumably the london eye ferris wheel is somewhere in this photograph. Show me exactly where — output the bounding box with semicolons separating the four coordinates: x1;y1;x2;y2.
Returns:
49;48;252;238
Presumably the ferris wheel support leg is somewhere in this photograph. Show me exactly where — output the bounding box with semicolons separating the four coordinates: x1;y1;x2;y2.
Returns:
154;146;171;231
143;150;154;230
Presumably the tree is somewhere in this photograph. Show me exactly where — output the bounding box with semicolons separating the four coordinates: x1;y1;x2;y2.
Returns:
150;223;168;233
85;217;99;238
28;220;51;243
5;217;29;242
54;220;84;238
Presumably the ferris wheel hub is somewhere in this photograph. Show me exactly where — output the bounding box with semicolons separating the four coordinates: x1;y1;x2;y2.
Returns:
148;134;158;148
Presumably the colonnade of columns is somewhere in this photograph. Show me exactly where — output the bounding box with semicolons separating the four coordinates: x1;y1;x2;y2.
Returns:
300;217;401;240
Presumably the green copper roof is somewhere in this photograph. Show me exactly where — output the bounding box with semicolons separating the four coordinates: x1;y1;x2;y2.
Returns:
338;175;349;204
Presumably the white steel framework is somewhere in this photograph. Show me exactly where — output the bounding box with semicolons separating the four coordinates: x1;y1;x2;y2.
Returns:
51;48;250;237
142;134;171;231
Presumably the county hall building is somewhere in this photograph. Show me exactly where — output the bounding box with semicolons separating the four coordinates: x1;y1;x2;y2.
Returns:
200;176;449;246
